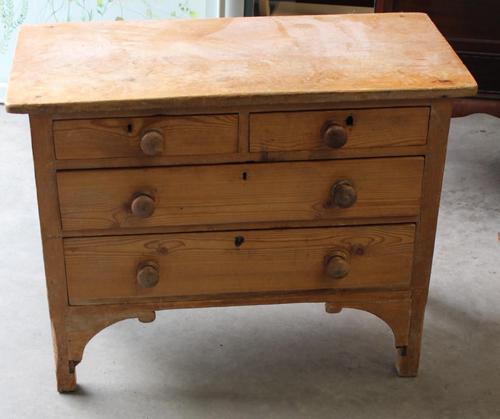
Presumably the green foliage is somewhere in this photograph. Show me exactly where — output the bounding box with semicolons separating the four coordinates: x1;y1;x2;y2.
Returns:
45;0;198;22
174;1;198;18
0;0;28;52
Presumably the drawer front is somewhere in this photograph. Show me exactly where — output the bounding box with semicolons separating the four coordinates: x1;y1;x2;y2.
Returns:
57;157;424;232
53;114;239;160
65;224;416;305
250;107;429;152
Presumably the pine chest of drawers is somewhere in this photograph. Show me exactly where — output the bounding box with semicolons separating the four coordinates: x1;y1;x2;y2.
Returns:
6;13;476;392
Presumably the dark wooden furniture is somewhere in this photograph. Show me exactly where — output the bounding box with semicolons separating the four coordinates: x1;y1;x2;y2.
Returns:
376;0;500;117
245;0;373;17
6;13;476;392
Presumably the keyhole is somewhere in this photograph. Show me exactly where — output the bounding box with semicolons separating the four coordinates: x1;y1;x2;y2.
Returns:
345;115;354;126
234;236;245;247
127;123;133;133
242;172;248;180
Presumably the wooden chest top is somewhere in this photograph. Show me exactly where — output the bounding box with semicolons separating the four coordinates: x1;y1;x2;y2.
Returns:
6;13;476;114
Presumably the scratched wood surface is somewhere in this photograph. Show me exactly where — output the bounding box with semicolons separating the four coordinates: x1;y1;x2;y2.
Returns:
6;13;476;114
64;224;416;304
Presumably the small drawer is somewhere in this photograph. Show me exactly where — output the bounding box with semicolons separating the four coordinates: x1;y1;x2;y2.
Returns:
57;157;424;232
53;114;239;160
249;107;429;152
65;224;415;305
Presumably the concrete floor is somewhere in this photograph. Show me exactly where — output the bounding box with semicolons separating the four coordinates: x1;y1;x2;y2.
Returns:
0;106;499;418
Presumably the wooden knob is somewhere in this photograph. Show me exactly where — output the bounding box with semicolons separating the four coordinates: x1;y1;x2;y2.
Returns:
131;194;155;218
331;180;357;208
325;254;349;279
140;130;164;156
137;262;159;288
321;121;347;149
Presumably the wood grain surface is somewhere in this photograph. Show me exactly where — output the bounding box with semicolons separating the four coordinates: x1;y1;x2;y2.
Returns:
250;107;430;152
6;14;476;114
54;114;238;159
397;100;453;376
64;224;416;304
57;157;424;232
29;116;77;391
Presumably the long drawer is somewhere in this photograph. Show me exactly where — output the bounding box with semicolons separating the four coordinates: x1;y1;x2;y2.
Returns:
53;114;239;160
250;107;430;152
57;157;424;232
65;224;416;305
